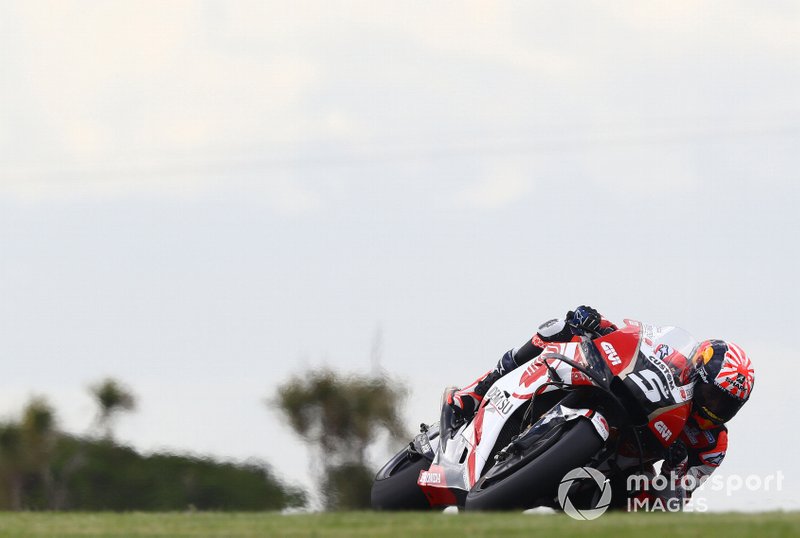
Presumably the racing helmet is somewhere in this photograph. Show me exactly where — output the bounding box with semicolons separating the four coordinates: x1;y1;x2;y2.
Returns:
690;340;754;427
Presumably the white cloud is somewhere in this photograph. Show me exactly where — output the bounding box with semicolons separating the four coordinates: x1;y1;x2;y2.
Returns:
260;177;323;215
456;165;533;210
584;145;699;195
0;165;325;215
391;2;579;76
1;1;798;208
1;2;328;206
602;1;800;56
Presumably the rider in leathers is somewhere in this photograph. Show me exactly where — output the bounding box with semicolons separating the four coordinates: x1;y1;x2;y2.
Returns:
448;306;755;506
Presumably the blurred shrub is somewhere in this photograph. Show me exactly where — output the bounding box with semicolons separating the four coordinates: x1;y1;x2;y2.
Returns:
274;369;408;509
322;463;373;510
0;396;305;511
49;436;305;510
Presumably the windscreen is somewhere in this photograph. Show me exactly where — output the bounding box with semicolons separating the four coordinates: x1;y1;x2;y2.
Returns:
639;323;699;389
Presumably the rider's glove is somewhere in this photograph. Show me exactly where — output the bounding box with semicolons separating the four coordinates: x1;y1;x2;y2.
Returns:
663;439;689;476
660;440;689;502
566;305;603;333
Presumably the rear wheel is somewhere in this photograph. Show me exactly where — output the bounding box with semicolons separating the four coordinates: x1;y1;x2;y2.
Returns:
371;449;433;510
464;418;603;511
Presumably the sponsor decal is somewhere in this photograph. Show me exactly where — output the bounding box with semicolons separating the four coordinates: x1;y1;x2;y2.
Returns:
543;343;563;355
701;450;725;467
654;420;672;441
654;344;672;361
683;424;699;445
695;365;709;383
646;354;677;392
485;386;513;415
600;341;622;366
519;354;552;388
590;413;610;441
418;435;432;456
571;369;591;384
538;318;561;332
714;344;754;399
418;470;442;485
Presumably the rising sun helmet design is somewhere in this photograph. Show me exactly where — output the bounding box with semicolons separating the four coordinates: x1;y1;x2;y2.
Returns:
690;340;754;427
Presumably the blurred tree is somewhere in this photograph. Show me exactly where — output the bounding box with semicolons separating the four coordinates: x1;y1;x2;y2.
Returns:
273;369;408;510
49;437;305;510
21;398;57;507
0;391;305;511
0;398;57;509
0;422;24;509
89;378;136;440
322;462;374;510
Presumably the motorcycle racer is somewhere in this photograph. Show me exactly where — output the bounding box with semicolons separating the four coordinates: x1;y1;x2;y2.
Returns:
448;305;616;419
655;338;754;501
448;306;755;504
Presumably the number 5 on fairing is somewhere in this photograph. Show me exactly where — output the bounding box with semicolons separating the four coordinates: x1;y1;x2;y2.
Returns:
628;370;668;403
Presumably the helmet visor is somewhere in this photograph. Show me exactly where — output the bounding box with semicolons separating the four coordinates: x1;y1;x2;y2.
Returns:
694;381;745;424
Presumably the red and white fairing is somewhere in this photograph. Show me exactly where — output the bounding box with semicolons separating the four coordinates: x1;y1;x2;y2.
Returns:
599;320;696;447
418;320;698;502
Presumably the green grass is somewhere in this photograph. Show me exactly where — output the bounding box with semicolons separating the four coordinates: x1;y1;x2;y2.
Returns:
0;511;797;538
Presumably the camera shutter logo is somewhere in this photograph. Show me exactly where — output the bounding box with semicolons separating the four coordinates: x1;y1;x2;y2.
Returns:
557;467;612;520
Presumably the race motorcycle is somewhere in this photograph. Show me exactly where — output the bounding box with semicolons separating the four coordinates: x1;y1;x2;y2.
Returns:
371;320;698;511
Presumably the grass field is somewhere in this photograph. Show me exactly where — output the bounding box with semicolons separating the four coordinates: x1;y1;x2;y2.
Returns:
0;511;797;538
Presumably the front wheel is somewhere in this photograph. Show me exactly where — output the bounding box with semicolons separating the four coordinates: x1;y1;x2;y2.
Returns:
371;448;433;510
465;418;604;511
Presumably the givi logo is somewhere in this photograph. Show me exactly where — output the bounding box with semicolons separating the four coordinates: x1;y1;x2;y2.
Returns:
601;342;621;366
654;420;672;441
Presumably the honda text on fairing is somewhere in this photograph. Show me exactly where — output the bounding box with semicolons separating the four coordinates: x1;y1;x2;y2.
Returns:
371;320;698;511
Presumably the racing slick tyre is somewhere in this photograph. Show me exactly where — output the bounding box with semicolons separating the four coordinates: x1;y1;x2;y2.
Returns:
464;417;604;511
371;448;433;510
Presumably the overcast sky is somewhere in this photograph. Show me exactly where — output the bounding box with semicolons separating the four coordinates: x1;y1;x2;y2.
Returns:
1;1;798;511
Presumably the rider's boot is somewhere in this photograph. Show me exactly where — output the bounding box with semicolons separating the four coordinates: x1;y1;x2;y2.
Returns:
447;370;494;419
449;370;494;419
449;349;519;419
